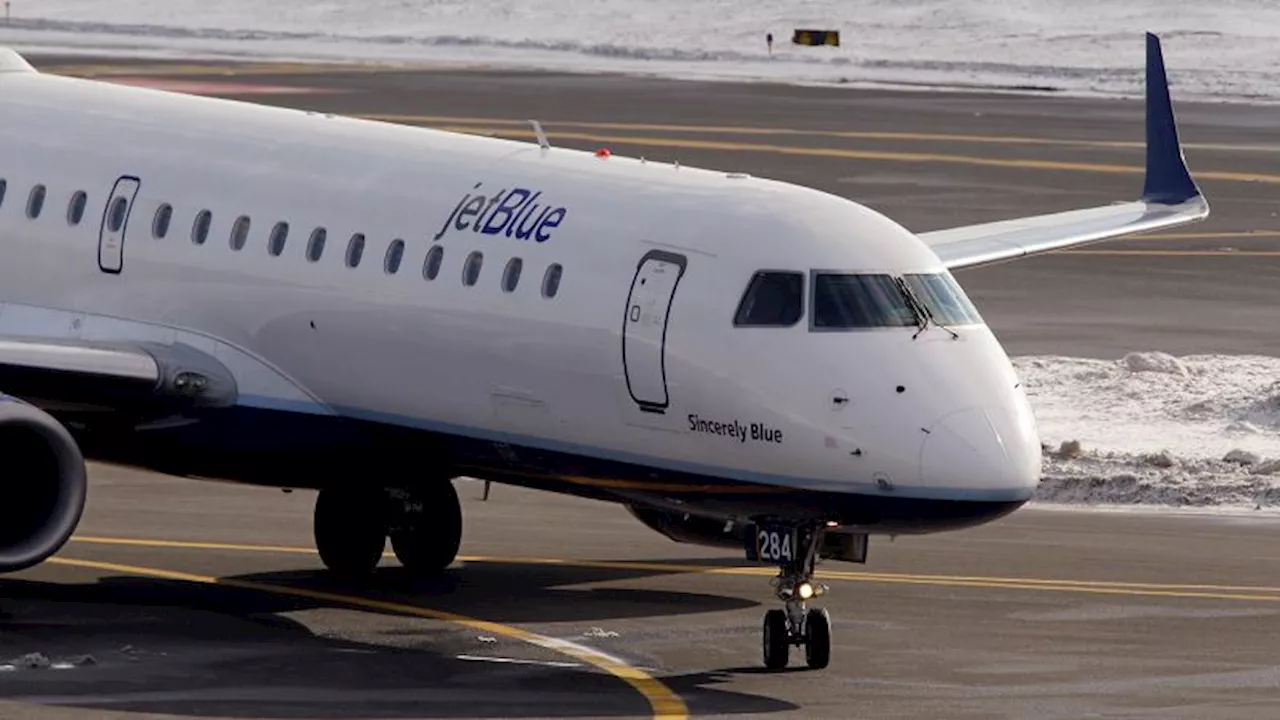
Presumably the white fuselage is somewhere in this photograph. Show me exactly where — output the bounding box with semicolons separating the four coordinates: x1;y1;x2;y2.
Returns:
0;59;1041;532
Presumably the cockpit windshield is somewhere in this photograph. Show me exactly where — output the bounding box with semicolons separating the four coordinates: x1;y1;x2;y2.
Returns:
734;271;805;327
902;272;983;325
732;269;985;331
812;273;918;329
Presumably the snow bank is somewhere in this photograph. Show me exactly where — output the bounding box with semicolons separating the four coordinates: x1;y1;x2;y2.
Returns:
1037;450;1280;510
1018;353;1280;511
1;1;1279;102
1015;353;1280;459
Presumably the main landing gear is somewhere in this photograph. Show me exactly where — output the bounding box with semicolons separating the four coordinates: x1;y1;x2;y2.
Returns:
313;480;462;579
759;524;831;670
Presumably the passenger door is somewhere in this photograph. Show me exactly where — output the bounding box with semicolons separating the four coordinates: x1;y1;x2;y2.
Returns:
622;249;686;413
98;175;141;274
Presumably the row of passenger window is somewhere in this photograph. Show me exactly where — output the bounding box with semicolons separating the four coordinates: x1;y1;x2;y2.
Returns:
0;179;563;299
0;181;91;228
158;208;563;297
734;270;983;329
167;206;564;297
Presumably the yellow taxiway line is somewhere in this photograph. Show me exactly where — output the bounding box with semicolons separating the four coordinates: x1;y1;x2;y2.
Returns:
34;63;1280;158
1137;231;1280;240
361;113;1280;155
35;65;1280;183
69;535;1280;603
356;121;1280;186
1060;250;1280;256
46;553;689;720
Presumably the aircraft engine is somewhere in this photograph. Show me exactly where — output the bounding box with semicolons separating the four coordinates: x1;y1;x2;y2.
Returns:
626;505;748;549
0;395;87;573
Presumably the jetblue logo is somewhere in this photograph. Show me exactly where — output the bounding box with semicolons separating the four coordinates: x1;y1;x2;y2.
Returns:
433;183;567;242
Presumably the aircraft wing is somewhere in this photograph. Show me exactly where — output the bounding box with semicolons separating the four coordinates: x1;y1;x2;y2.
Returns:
0;336;237;415
919;33;1209;271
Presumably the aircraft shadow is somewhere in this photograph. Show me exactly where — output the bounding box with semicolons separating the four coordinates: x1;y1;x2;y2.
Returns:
244;556;761;625
0;560;795;718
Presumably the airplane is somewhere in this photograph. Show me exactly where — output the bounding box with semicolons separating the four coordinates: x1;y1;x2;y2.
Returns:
0;32;1205;671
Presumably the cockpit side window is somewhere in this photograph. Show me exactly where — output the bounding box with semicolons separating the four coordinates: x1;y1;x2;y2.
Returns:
734;271;804;327
812;273;917;329
902;272;983;325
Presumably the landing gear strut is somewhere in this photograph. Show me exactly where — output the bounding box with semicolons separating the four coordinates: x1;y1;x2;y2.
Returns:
760;524;831;670
313;479;462;579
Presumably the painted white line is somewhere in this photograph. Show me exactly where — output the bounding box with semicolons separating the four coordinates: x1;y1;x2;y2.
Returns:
539;636;637;669
456;654;583;669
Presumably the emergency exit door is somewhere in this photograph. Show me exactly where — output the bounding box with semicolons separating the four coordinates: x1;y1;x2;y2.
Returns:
622;249;687;413
98;175;140;274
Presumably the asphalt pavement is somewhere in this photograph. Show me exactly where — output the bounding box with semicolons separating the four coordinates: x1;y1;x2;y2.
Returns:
2;56;1280;719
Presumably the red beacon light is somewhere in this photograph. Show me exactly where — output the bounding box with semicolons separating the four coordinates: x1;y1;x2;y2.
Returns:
594;147;611;158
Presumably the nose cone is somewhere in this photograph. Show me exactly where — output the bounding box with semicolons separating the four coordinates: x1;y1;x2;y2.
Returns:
920;406;1040;502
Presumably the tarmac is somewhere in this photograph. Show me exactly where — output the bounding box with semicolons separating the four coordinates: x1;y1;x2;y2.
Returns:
2;56;1280;719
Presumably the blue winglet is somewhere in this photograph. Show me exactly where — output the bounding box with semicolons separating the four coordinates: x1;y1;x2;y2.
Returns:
1142;32;1200;204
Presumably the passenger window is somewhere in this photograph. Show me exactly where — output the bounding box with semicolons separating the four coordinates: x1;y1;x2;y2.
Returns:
346;233;365;268
230;215;251;251
462;251;483;286
26;184;45;220
153;203;172;239
268;221;289;256
542;263;562;298
734;271;804;327
422;245;443;280
66;191;87;226
385;238;405;274
307;227;327;262
502;257;522;292
191;209;212;245
107;196;129;233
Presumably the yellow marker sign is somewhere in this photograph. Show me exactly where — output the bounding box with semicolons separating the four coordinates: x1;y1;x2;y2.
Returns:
793;29;840;47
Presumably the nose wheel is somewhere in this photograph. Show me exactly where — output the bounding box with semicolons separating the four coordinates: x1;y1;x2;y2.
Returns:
757;523;832;670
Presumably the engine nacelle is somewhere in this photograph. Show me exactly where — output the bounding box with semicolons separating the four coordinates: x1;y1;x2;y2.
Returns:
0;395;87;573
627;505;748;549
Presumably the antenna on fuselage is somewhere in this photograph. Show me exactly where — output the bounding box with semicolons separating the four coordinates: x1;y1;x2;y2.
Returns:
529;120;550;152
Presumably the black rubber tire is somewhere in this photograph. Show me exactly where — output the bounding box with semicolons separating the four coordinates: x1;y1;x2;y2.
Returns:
804;607;831;669
763;609;789;670
314;486;387;579
389;480;462;575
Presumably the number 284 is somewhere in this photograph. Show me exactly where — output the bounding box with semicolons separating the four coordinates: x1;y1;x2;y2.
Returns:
757;530;794;562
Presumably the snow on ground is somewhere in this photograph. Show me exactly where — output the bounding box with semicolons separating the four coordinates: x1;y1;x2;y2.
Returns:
1017;353;1280;512
0;1;1279;102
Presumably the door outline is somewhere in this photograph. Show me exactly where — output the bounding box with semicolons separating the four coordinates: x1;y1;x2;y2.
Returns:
622;249;687;413
98;175;141;274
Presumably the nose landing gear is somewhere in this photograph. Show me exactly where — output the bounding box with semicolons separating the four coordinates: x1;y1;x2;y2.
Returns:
755;523;832;670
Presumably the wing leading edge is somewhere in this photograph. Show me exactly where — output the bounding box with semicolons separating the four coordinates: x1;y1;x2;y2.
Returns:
919;32;1209;270
0;337;237;415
